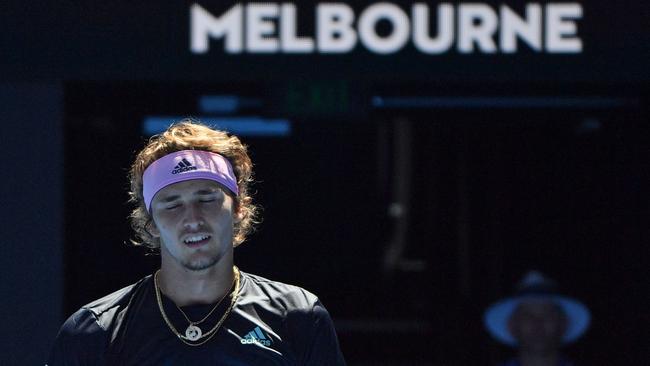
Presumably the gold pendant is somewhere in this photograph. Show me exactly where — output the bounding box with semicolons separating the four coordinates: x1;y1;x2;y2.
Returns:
185;325;202;341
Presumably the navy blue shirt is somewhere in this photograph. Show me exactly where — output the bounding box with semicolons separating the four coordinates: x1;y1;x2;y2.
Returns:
48;271;346;365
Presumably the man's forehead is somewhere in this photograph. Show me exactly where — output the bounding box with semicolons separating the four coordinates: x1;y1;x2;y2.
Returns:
155;179;225;198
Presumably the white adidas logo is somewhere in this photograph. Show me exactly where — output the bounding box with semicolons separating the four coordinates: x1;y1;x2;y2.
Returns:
240;326;272;346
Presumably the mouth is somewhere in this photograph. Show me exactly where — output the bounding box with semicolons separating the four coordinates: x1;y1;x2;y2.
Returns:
182;234;211;248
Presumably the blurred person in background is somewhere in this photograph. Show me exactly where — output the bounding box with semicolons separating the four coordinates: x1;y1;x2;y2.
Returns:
484;271;590;366
47;120;345;365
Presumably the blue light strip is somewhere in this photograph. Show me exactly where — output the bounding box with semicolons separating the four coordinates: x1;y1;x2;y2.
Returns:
199;96;240;113
198;95;264;114
371;96;638;109
143;116;291;137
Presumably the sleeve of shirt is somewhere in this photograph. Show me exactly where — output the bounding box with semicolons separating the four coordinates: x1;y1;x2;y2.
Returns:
287;299;346;366
46;309;108;366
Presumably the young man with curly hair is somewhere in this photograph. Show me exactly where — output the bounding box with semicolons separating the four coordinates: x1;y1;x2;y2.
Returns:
48;120;346;365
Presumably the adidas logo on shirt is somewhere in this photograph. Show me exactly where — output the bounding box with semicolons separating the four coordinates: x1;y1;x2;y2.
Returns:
240;326;272;347
171;158;197;174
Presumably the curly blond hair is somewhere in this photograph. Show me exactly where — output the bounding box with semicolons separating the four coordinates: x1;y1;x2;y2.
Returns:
128;119;259;251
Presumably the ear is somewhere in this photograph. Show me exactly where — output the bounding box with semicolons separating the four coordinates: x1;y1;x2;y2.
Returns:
234;206;245;224
146;219;160;238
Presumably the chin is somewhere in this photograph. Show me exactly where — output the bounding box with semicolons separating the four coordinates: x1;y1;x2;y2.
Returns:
182;253;223;271
183;260;217;271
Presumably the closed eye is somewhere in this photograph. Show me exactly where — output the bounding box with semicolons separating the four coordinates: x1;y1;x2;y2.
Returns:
166;203;181;210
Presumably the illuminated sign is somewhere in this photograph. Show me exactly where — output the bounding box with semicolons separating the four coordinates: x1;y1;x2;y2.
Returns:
190;2;583;54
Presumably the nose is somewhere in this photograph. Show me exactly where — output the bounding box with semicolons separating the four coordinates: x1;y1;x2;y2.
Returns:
183;202;205;230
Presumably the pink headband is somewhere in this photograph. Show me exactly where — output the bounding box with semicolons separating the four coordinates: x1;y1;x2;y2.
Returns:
142;150;239;211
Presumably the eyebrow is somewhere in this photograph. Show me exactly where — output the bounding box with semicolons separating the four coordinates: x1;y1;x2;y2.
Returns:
159;189;221;203
195;189;220;196
160;195;181;203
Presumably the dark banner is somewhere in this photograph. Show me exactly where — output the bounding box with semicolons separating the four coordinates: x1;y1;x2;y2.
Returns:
2;1;649;83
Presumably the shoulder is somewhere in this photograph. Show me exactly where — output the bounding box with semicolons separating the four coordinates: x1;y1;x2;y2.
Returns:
239;271;346;364
81;277;149;329
60;278;145;335
49;276;151;360
238;271;338;341
47;306;107;365
239;271;320;313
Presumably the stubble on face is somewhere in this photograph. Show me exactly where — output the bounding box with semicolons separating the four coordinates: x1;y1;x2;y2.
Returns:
173;243;227;271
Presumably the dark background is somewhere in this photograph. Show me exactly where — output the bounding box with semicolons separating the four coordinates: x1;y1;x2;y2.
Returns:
0;1;648;365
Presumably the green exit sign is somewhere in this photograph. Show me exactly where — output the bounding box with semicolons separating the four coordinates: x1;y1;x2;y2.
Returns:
283;81;351;117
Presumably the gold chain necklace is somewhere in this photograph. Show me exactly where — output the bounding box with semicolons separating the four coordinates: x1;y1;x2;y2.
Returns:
173;277;232;327
154;266;241;347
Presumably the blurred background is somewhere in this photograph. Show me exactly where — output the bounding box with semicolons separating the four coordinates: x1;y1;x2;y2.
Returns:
1;1;648;365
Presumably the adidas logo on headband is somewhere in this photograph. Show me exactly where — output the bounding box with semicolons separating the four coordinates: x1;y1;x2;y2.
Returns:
171;158;198;175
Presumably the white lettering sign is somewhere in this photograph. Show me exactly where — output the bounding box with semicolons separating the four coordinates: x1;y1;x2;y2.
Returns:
190;2;583;54
317;4;356;53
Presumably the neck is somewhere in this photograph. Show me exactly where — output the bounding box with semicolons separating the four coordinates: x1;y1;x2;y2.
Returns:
518;349;561;366
158;254;235;307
